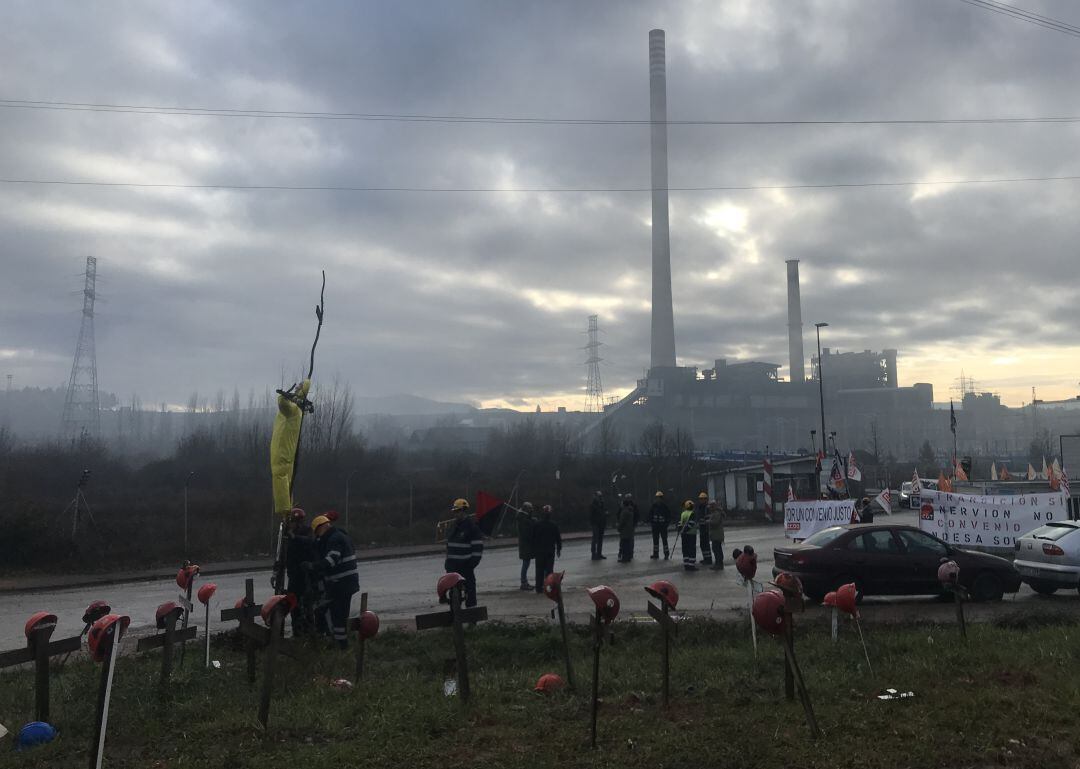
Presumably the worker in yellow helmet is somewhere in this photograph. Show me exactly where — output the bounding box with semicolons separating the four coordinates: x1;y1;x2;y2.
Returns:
443;499;484;607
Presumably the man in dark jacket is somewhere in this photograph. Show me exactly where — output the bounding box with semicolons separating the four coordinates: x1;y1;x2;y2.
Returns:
285;508;318;636
306;513;359;649
694;492;713;566
531;505;563;593
617;496;637;562
588;491;607;560
517;502;536;591
649;491;671;559
444;498;484;607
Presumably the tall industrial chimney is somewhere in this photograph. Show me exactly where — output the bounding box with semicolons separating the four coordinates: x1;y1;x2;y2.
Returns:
785;259;805;383
649;29;676;369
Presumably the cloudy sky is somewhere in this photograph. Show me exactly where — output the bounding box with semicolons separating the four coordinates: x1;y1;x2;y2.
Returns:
2;0;1079;411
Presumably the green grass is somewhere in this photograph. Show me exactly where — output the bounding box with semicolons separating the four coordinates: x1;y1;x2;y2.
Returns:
3;615;1080;768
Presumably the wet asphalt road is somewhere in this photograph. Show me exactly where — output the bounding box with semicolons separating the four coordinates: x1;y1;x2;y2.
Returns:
2;511;1077;650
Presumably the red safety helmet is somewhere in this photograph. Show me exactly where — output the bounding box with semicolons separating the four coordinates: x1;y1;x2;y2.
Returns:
644;580;679;610
543;571;565;603
356;610;380;640
88;614;131;662
773;572;804;598
260;594;298;625
175;563;200;591
24;612;58;639
290;507;306;520
82;600;111;626
824;582;859;616
751;589;787;636
324;510;340;523
534;673;566;694
437;572;466;601
155;602;183;629
587;585;620;624
197;583;218;605
734;546;758;581
938;559;960;585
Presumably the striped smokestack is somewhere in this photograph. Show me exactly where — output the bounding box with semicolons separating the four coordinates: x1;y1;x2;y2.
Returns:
649;29;676;369
786;259;805;382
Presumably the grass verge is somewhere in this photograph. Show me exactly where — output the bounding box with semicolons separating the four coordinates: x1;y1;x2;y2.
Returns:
2;614;1079;768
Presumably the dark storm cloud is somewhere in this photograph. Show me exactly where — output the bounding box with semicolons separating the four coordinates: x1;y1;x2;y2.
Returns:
2;0;1079;408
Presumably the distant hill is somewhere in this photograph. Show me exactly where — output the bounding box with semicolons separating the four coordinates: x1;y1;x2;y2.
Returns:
353;394;475;416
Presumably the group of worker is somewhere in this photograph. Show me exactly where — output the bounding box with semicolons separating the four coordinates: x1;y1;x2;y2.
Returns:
279;489;727;648
284;508;359;649
588;490;726;572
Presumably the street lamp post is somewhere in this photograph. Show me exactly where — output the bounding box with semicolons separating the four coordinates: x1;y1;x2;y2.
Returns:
183;471;195;557
345;470;358;532
815;323;829;493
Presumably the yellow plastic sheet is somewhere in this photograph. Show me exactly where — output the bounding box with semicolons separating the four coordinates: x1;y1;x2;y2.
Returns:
270;379;310;516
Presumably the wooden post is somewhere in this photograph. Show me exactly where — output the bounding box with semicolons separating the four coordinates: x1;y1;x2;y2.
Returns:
257;608;284;728
414;590;487;701
781;611;821;739
136;608;196;685
219;579;262;684
647;600;677;708
955;586;968;640
555;590;575;690
354;592;368;683
0;620;80;724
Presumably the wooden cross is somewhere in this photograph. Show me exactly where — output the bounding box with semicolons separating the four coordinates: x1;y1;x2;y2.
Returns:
646;600;678;708
243;600;292;728
136;605;197;685
414;585;487;702
0;614;80;723
220;578;263;683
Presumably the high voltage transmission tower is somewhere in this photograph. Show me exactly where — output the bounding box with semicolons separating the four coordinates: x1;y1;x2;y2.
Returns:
584;315;604;412
61;256;100;438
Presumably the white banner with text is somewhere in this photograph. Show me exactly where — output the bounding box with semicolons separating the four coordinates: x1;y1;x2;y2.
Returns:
917;488;1068;550
784;499;856;540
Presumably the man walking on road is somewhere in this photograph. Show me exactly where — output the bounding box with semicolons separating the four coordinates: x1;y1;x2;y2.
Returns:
531;505;562;593
444;498;484;608
517;502;536;590
589;491;607;560
707;500;726;570
649;491;671;559
306;513;359;649
695;492;713;567
617;495;637;562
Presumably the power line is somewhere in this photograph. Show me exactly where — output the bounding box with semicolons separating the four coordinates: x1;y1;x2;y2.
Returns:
2;97;1080;126
954;0;1080;39
2;173;1080;194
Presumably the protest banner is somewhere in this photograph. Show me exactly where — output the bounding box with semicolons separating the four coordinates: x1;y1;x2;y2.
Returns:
917;488;1067;551
783;499;856;540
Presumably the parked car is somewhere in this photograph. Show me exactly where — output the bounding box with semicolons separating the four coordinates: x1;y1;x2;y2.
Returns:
773;523;1021;602
1014;521;1080;595
900;478;938;508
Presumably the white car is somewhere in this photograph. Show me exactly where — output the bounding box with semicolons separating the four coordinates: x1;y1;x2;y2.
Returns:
900;479;938;509
1014;521;1080;595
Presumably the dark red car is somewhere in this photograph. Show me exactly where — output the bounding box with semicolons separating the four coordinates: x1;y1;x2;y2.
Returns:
773;524;1021;602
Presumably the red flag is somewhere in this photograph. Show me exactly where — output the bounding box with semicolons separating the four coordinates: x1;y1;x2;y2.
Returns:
787;485;796;502
475;490;505;535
